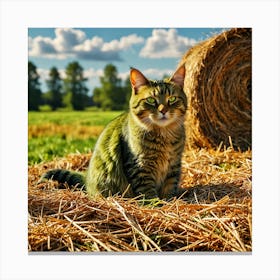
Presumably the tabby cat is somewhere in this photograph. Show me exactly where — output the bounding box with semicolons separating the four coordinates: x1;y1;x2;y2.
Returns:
42;65;187;200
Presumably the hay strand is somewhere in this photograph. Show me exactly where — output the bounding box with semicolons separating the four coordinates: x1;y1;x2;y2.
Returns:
180;28;252;151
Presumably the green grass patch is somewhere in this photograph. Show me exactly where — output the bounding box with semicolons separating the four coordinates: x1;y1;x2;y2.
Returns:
28;111;123;165
28;111;122;126
28;136;97;164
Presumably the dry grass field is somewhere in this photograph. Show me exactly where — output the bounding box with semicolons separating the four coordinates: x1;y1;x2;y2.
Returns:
28;145;252;252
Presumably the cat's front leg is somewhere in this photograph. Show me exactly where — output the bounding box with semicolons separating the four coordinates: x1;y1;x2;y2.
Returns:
133;183;159;199
129;173;159;199
159;170;181;199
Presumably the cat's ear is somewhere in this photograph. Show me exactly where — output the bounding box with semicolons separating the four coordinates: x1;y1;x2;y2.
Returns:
170;65;185;88
130;68;149;94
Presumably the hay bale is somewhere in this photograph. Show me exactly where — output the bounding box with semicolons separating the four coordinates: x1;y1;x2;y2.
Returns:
180;28;251;151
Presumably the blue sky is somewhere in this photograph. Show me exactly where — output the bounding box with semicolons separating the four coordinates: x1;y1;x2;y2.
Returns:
28;28;226;93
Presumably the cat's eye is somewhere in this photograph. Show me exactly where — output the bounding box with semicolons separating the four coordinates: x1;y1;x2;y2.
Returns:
168;96;177;104
146;97;157;105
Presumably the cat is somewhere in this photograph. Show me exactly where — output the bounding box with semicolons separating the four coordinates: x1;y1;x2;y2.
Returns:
42;65;187;200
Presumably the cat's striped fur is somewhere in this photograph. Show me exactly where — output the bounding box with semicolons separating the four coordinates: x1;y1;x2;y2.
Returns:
42;65;187;200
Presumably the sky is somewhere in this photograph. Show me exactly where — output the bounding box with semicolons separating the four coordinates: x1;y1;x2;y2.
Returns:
28;28;226;94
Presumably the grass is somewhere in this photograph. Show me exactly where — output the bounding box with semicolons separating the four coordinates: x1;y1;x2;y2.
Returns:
28;111;252;252
28;111;122;126
28;111;122;164
28;136;97;164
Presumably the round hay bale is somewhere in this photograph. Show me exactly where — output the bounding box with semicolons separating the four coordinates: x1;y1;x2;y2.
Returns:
180;28;251;151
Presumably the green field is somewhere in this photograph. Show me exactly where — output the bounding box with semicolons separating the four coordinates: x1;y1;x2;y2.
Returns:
28;111;123;164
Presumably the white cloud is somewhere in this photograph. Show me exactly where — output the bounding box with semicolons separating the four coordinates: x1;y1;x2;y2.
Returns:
29;29;85;59
118;68;174;83
118;70;130;81
142;68;173;79
28;36;33;51
29;36;59;58
37;68;50;81
57;69;66;79
102;34;144;52
83;68;104;79
74;37;103;52
37;68;66;82
140;28;197;58
53;28;86;52
29;28;144;61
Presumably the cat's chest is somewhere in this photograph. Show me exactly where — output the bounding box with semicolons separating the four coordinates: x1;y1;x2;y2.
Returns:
136;139;177;182
147;147;175;189
127;126;183;182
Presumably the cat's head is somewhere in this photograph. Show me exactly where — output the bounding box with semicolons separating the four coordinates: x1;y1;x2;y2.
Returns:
129;65;187;130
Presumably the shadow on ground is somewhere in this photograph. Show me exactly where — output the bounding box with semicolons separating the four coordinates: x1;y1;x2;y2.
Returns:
179;183;251;204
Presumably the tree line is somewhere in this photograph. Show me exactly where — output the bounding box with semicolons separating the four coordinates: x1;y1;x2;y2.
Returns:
28;61;131;111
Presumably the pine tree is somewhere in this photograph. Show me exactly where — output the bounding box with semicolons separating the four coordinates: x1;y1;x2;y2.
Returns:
28;61;42;111
93;64;126;110
63;61;88;110
123;76;132;110
45;67;63;110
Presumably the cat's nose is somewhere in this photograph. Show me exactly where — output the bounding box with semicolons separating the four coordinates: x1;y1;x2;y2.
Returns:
158;104;167;114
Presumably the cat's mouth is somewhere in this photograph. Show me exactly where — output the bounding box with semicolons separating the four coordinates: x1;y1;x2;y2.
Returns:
140;112;177;128
153;114;174;127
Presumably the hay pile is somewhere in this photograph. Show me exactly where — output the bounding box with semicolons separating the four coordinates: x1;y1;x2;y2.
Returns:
28;148;252;252
180;28;252;151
